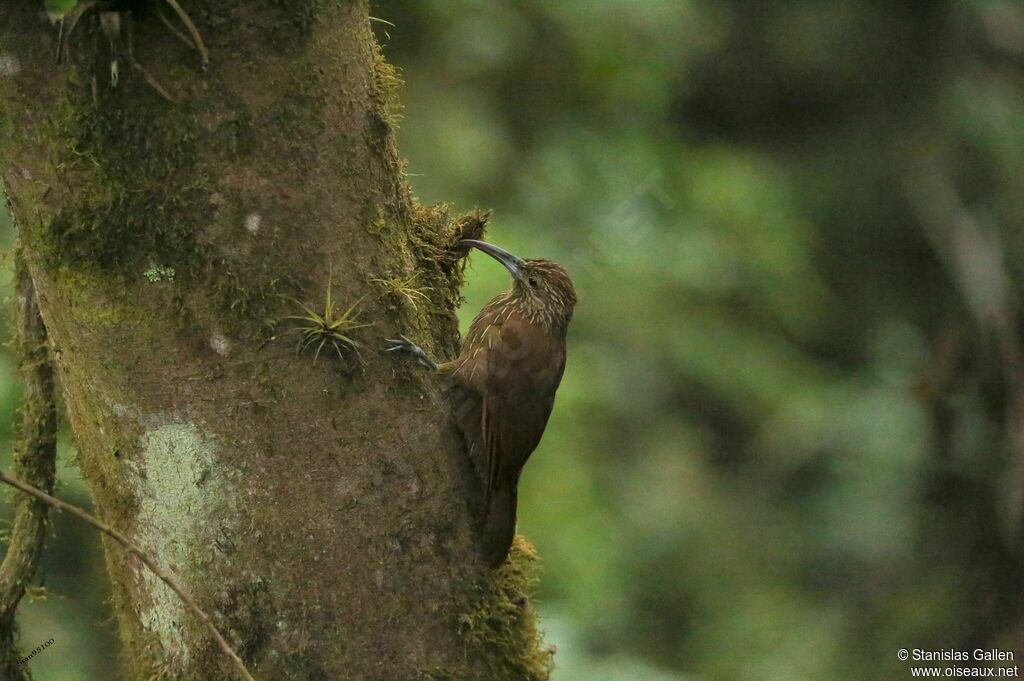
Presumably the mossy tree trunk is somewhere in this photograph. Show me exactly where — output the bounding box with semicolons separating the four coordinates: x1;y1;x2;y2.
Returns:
0;3;551;679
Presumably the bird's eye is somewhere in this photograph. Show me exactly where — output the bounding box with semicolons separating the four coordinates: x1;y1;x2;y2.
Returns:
528;277;538;288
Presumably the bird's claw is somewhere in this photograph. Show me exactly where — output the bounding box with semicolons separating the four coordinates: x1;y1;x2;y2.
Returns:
383;335;413;352
383;336;437;370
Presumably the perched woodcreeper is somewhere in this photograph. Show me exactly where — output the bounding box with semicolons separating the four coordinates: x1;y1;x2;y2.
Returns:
386;239;577;565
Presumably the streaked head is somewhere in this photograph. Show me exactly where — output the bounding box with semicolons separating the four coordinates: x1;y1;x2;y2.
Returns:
459;239;577;333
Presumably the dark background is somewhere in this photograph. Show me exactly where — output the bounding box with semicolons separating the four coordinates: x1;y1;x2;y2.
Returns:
2;1;1023;678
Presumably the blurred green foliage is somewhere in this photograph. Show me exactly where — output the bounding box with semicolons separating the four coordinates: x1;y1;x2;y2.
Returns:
382;0;1024;678
2;1;1024;679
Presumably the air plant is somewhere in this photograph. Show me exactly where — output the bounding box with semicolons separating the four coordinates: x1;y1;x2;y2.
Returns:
371;271;430;311
44;0;208;98
284;274;371;365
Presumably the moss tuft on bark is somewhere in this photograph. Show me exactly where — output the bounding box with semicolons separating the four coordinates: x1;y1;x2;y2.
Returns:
42;87;207;271
372;46;404;129
433;539;554;681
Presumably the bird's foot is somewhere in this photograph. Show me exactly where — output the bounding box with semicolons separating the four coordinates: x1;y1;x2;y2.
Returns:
383;335;438;371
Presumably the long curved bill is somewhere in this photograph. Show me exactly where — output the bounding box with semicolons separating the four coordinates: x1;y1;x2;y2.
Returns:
458;239;525;282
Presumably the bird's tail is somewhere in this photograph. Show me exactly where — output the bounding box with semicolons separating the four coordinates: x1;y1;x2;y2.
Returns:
482;482;518;567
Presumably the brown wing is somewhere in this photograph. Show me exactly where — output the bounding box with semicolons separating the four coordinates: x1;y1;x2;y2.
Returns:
441;295;512;482
443;299;567;492
480;312;566;490
478;313;565;564
444;300;567;564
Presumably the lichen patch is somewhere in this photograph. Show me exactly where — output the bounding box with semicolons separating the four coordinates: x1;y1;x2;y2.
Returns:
0;54;21;77
210;333;231;356
132;421;236;662
244;213;261;234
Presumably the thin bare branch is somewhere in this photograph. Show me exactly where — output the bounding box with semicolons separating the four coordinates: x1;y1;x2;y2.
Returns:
0;471;258;681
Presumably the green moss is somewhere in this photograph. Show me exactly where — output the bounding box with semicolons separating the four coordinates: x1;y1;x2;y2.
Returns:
372;47;404;129
366;203;391;237
24;69;297;337
218;576;273;663
251;361;284;399
198;0;346;45
211;111;256;159
261;91;327;158
48;264;143;332
279;647;331;681
371;271;430;314
363;200;488;367
410;203;489;318
42;86;207;271
269;0;346;38
439;540;554;681
143;265;176;283
209;262;289;320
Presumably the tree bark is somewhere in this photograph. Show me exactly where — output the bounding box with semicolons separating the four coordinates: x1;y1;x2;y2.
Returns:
0;3;551;679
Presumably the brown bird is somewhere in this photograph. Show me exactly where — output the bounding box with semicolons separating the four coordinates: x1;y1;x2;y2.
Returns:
386;239;577;566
